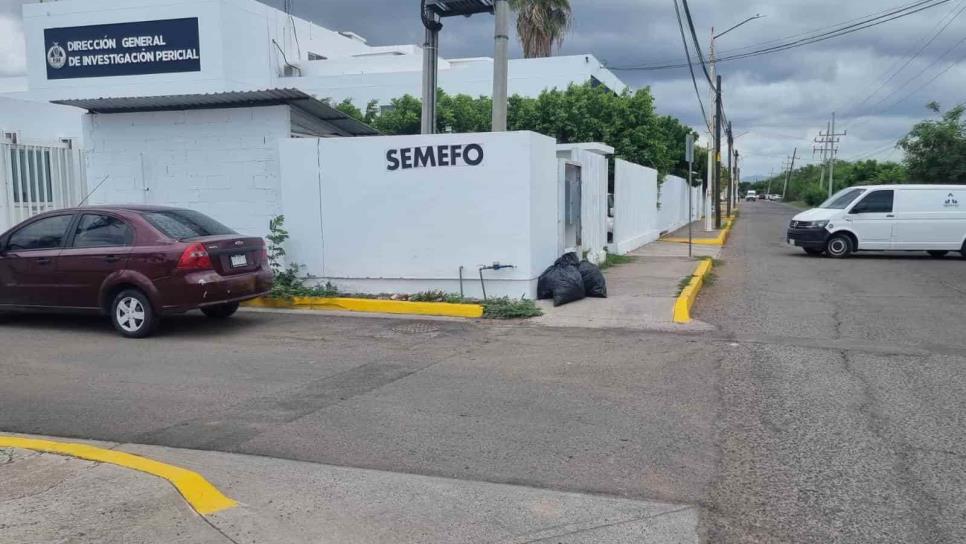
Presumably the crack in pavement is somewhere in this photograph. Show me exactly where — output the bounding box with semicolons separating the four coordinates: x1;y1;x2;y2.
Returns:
839;350;950;543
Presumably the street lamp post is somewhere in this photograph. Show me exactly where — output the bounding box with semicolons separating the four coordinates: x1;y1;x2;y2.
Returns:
706;14;762;230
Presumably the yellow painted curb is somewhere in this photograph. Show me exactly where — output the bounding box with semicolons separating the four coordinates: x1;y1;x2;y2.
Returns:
0;435;237;516
663;216;736;247
244;296;484;318
673;258;714;324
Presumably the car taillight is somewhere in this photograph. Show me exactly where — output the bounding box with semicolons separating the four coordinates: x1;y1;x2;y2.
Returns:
177;242;213;270
259;245;268;264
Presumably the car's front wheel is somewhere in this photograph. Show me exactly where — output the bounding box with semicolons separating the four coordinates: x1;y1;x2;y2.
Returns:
111;289;158;339
202;302;240;319
826;234;854;258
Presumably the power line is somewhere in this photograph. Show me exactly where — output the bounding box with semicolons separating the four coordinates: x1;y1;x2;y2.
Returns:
837;0;966;118
845;32;966;131
672;0;711;132
678;0;715;87
611;0;951;72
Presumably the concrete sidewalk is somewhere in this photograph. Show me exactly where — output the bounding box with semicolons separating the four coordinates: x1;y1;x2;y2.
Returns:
532;241;720;331
0;434;699;544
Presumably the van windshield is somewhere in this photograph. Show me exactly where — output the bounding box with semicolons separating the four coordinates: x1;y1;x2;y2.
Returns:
819;188;865;209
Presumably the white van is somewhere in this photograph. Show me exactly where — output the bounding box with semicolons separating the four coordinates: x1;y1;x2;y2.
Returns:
787;184;966;258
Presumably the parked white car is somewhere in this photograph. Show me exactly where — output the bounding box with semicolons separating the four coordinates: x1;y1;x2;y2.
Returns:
786;184;966;257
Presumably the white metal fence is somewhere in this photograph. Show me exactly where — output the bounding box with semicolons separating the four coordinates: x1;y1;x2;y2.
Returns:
0;142;86;232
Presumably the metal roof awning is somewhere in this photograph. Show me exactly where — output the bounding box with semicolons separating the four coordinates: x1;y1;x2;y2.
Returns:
53;89;380;137
426;0;495;17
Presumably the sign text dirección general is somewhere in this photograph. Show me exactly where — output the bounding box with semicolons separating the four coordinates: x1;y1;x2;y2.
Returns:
45;18;201;80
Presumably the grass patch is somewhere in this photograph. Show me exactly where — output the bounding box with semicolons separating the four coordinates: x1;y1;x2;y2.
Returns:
700;256;724;267
598;253;635;270
676;275;694;296
481;297;543;319
408;290;467;304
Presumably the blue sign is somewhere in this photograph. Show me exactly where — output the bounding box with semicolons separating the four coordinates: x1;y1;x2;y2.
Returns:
44;18;201;80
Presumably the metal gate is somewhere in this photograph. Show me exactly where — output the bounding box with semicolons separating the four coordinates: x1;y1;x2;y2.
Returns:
0;141;86;232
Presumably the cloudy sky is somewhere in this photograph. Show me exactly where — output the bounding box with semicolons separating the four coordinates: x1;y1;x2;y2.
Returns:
2;0;964;177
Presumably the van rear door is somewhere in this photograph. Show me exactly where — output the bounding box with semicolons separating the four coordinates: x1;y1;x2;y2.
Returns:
847;189;895;250
892;188;965;250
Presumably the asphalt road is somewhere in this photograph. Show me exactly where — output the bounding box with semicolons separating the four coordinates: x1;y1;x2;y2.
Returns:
697;201;966;543
1;201;964;543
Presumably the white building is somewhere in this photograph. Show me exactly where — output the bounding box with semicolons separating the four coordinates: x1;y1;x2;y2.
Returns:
1;0;626;143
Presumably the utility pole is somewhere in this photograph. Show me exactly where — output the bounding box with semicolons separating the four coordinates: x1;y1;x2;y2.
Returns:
705;27;716;232
783;147;797;200
714;74;723;229
813;113;846;197
733;149;739;206
420;7;442;134
726;121;733;218
491;0;510;132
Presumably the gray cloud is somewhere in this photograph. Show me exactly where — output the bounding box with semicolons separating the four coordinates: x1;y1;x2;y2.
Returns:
3;0;963;176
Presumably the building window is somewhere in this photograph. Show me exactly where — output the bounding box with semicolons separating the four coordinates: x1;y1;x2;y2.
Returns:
10;148;53;203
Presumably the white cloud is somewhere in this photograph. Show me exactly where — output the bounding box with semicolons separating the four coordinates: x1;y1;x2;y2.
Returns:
0;14;26;77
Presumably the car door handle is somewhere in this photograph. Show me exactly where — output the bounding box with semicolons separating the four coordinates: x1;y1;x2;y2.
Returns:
36;257;52;265
104;255;121;263
886;214;895;218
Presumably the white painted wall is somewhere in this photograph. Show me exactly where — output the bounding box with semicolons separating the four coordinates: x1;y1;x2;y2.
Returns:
612;159;659;255
657;175;698;235
279;131;559;299
84;105;291;238
556;143;611;264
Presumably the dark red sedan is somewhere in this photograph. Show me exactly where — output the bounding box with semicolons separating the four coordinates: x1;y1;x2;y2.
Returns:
0;206;273;338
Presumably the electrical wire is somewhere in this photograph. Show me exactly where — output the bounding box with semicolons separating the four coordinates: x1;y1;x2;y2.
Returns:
673;0;711;132
611;0;951;72
838;0;966;119
845;33;966;132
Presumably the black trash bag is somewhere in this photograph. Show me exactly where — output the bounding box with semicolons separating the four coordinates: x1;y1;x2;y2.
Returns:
537;253;586;306
578;261;607;298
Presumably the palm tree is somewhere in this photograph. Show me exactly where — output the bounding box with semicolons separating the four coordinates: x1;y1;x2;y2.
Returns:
508;0;573;58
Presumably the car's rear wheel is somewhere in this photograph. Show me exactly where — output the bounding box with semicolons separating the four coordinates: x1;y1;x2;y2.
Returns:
826;234;854;258
803;248;824;256
111;289;158;339
202;302;240;319
927;250;949;258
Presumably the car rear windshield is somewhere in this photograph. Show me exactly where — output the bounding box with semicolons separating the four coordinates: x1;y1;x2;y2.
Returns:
819;188;865;209
141;210;236;240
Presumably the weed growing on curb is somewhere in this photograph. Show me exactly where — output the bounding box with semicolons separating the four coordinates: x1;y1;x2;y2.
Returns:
482;297;543;319
599;253;635;270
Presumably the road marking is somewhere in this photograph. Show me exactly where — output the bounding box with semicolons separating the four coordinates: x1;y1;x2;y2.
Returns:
663;216;736;246
244;296;485;318
0;435;237;516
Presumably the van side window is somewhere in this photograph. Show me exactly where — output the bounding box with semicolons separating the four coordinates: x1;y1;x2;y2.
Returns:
851;190;894;214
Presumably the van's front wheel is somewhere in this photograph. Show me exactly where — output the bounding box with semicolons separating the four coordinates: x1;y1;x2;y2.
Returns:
826;234;854;258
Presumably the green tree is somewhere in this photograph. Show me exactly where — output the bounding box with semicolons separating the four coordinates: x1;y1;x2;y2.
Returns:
899;102;966;183
508;0;573;58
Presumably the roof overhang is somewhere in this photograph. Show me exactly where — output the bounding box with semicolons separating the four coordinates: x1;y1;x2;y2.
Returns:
426;0;495;17
52;89;380;137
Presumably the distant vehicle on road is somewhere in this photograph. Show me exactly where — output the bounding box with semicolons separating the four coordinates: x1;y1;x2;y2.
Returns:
745;191;758;201
768;194;782;201
757;193;766;200
787;184;966;258
0;206;273;338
